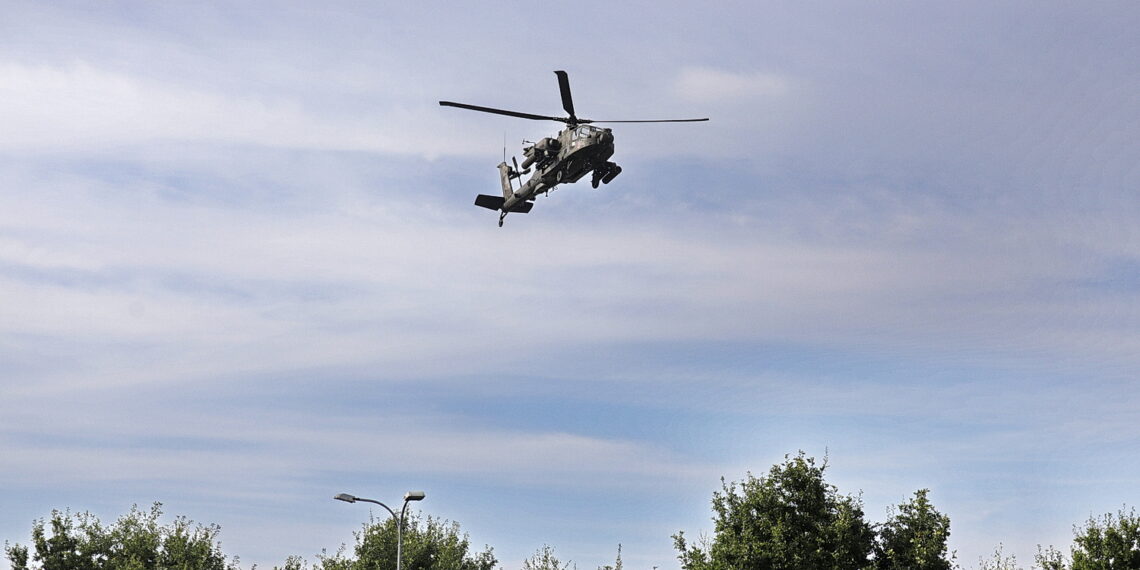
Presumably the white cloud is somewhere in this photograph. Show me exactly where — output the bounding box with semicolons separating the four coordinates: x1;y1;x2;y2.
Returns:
4;154;1138;400
0;61;467;156
674;67;792;103
0;386;706;492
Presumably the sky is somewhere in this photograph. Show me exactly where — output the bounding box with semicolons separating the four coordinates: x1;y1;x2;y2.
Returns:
1;2;1138;569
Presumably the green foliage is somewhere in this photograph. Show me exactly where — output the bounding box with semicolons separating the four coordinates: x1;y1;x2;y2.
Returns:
272;555;309;570
977;543;1021;570
523;544;572;570
673;451;876;570
1069;507;1140;570
1035;545;1067;570
4;503;237;570
1030;506;1140;570
595;544;622;570
5;542;30;570
875;489;955;570
317;511;496;570
519;543;624;570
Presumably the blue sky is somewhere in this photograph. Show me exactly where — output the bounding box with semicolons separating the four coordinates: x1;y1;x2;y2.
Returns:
1;2;1138;569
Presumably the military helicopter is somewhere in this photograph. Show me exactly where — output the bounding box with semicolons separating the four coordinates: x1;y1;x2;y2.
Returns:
440;71;708;226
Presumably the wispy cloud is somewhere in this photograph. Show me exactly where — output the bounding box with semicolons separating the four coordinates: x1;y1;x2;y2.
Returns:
0;60;469;157
675;67;791;103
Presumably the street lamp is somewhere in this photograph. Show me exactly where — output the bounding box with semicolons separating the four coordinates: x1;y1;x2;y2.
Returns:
334;491;425;570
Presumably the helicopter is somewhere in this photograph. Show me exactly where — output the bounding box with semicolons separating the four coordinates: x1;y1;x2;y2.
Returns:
440;71;708;226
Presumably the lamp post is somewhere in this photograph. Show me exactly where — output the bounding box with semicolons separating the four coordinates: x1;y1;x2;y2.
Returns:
334;491;426;570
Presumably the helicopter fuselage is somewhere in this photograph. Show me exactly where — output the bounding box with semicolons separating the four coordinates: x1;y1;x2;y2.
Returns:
441;70;706;226
517;125;615;195
479;124;623;222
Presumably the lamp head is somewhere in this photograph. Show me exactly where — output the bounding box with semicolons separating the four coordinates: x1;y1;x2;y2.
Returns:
334;493;358;503
404;491;426;502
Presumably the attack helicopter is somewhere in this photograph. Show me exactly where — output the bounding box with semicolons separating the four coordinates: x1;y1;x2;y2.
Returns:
440;71;708;226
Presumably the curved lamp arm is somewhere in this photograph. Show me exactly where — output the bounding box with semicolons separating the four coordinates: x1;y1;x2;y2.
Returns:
334;491;426;570
334;493;398;520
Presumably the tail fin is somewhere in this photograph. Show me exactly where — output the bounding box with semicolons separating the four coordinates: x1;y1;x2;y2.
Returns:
497;162;513;199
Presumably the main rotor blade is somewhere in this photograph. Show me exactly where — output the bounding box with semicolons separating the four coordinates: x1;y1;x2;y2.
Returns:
554;70;577;122
439;101;567;123
587;118;710;123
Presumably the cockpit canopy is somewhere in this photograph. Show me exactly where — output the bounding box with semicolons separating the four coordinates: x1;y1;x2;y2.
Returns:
573;125;600;139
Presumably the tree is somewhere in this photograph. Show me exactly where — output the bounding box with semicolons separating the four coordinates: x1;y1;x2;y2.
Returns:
275;555;310;570
1071;507;1140;570
596;544;622;570
522;544;572;570
4;503;237;570
673;452;876;570
977;543;1021;570
1035;507;1140;570
317;511;496;570
875;489;955;570
520;543;625;570
1035;545;1067;570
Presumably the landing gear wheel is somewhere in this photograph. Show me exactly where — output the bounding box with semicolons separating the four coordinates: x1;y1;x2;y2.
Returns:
498;212;506;227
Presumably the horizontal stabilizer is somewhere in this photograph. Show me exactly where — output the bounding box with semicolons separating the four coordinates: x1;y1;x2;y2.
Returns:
475;194;504;210
474;194;533;213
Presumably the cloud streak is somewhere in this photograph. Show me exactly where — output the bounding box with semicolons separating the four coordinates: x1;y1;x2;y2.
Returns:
675;67;791;103
0;61;470;156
